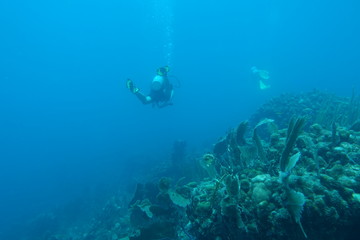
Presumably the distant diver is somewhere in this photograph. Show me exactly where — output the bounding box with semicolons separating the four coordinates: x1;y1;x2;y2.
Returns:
127;66;174;108
251;66;271;90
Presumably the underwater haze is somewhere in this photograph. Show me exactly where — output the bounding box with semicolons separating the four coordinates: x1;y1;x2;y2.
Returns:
0;0;360;238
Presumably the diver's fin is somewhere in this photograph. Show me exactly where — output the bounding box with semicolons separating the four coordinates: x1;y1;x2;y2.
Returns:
126;79;139;93
259;80;270;90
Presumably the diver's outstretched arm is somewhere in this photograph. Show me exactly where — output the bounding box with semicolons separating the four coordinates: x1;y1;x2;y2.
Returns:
134;92;152;105
127;79;152;105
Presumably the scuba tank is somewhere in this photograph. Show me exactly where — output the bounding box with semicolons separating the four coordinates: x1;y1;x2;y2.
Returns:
151;75;165;91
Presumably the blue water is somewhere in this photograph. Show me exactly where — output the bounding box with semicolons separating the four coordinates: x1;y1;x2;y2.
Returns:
0;0;359;237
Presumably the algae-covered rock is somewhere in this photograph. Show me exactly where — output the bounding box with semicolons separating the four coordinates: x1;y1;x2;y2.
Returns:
251;174;270;183
195;201;212;217
240;179;251;193
352;193;360;203
158;177;171;192
252;183;271;203
224;174;240;198
310;123;323;136
169;190;190;208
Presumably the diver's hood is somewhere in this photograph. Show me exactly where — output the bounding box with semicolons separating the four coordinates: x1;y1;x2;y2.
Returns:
152;75;164;91
157;66;170;76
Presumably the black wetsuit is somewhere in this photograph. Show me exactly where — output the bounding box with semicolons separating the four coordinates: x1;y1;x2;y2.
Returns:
135;76;173;108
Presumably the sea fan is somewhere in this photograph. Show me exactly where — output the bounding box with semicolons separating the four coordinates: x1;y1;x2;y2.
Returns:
287;189;307;238
280;117;306;172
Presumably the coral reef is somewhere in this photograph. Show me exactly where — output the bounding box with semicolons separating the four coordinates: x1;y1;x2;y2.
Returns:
250;90;360;131
22;91;360;240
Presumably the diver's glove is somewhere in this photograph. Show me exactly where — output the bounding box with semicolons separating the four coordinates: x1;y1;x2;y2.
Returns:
126;79;139;94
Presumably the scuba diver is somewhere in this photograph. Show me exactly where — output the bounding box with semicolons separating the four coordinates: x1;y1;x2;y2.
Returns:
126;66;174;108
251;66;271;90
